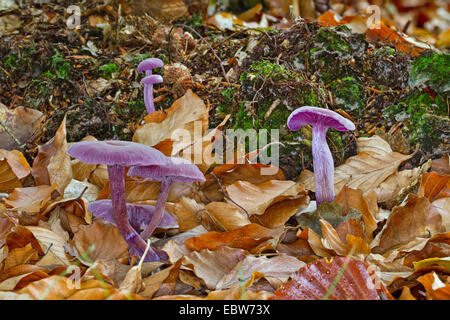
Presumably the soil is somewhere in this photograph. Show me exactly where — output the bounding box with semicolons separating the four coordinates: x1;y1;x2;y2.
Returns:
0;2;448;179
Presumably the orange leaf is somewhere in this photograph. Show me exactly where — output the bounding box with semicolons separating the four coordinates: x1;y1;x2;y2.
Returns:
417;172;450;202
0;149;31;192
417;272;450;300
185;223;282;251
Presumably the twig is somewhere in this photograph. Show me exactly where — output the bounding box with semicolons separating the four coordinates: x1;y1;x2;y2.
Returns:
210;172;250;218
0;118;23;147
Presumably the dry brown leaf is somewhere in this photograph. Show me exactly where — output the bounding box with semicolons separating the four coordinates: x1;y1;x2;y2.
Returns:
25;225;70;265
226;180;304;216
0;104;44;150
417;272;450;300
133;90;208;155
373;194;443;254
17;275;143;300
3;185;55;213
185;223;283;252
333;186;377;240
401;232;450;267
172;197;204;232
31;116;72;197
215;254;305;290
0;149;31;192
252;196;309;229
2;243;38;270
431;154;450;175
183;246;246;289
374;160;431;206
72;220;129;263
298;135;413;195
205;202;251;230
418;172;450;202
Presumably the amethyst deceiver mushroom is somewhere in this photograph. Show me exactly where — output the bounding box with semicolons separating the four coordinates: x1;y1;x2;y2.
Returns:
141;75;163;114
88;199;179;234
128;157;205;240
287;106;355;205
67;140;169;261
137;58;164;114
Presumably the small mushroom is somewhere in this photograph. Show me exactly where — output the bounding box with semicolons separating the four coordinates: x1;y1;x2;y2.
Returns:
88;199;178;234
128;157;205;239
141;75;163;113
287;106;355;205
67;140;169;261
137;58;164;114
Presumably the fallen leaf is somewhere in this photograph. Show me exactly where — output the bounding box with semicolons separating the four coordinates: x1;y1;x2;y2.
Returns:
133;90;208;156
0;149;31;192
185;223;283;252
26;226;70;265
205;202;251;230
72;220;129;264
270;256;384;300
183;247;247;289
334;186;377;240
31;116;72;197
297;135;413;195
417;272;450;300
0;104;43;150
252;196;309;228
3;185;55;213
216;254;305;290
226;180;304;216
417;172;450;202
373;194;443;254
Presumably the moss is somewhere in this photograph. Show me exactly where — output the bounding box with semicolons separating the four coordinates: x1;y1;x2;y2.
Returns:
409;53;450;95
241;60;298;82
316;26;352;55
330;77;365;114
383;91;449;151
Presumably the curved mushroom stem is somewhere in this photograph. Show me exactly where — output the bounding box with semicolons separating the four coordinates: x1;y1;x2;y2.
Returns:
311;124;335;204
107;165;167;261
143;70;155;114
141;178;173;240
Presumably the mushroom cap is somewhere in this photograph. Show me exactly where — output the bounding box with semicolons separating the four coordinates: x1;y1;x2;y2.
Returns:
287;106;355;132
137;58;164;73
88;200;178;231
141;74;164;85
127;157;205;183
67;140;168;167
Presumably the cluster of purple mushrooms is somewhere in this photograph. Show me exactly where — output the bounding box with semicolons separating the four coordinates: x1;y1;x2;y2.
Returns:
66;57;355;262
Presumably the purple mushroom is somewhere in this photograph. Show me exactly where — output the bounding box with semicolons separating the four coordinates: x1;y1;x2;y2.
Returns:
88;199;179;234
287;106;355;205
67;140;169;261
141;75;163;114
128;157;205;240
137;58;164;114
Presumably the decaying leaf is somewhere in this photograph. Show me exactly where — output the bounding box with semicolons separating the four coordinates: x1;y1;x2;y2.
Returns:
270;256;386;300
0;149;31;192
72;220;129;264
226;180;305;216
297;135;413;195
133;90;208;155
0;104;43;150
31;117;72;197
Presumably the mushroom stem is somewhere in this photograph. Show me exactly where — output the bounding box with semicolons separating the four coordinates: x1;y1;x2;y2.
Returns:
311;124;335;204
143;70;155;114
143;84;155;114
107;165;164;261
141;178;173;240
